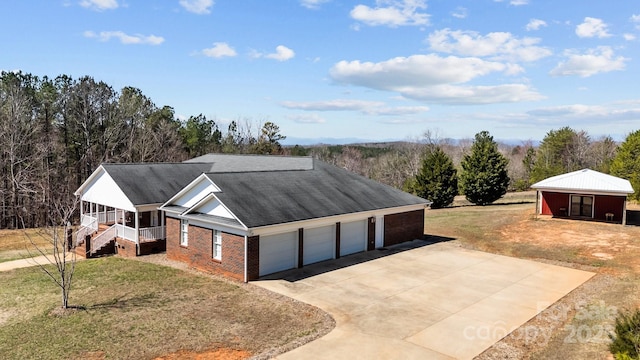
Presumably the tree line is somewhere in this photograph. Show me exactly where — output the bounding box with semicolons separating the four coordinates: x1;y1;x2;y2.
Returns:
302;127;640;206
3;71;640;227
0;71;285;229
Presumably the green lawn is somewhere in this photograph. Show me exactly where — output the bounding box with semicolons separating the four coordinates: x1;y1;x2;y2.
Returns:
0;257;329;359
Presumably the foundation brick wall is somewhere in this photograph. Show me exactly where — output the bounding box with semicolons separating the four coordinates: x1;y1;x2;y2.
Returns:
116;238;137;257
139;239;166;255
246;236;260;281
384;209;425;247
166;216;245;281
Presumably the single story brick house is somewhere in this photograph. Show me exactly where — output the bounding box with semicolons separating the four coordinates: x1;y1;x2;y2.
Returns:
531;169;634;225
75;154;431;281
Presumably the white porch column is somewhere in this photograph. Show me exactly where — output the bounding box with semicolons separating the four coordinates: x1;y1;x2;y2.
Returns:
134;209;140;244
161;211;165;239
623;200;628;226
80;200;84;219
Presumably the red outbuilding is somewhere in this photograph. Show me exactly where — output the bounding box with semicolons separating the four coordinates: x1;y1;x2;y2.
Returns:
531;169;634;225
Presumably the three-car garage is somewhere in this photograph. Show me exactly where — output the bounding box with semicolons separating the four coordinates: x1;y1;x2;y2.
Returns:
258;219;369;277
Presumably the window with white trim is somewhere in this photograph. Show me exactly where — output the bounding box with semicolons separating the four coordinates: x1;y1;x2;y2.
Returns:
180;220;189;246
213;230;222;260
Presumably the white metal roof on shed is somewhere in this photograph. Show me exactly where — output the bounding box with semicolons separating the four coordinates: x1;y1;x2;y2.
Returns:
531;169;634;195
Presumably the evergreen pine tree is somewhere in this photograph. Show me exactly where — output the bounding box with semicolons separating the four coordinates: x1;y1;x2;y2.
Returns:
460;131;510;205
611;129;640;201
413;147;458;209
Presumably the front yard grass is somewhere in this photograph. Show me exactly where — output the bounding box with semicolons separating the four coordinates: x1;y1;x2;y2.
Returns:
0;228;55;263
0;257;330;359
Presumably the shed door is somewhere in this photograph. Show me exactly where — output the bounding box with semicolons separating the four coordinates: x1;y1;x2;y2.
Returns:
259;231;297;276
570;195;594;218
303;225;335;265
340;220;367;256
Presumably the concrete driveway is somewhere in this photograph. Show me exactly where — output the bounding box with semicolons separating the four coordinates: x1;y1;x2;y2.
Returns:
253;241;594;360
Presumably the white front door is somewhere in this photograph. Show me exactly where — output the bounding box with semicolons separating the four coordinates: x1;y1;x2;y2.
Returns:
375;216;384;248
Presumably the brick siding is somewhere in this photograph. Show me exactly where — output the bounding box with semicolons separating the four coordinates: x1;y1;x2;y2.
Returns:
384;209;425;247
116;238;137;257
166;216;245;281
246;236;260;281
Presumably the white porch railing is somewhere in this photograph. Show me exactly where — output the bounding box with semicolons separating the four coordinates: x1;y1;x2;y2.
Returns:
116;224;137;242
80;214;98;230
97;210;117;224
91;224;117;254
139;226;165;242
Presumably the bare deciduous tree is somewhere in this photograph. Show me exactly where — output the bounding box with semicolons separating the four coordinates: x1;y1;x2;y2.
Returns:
23;199;78;310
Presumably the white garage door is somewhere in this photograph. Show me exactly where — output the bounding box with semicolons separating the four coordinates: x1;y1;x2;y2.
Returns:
259;231;297;276
340;220;367;256
303;225;335;266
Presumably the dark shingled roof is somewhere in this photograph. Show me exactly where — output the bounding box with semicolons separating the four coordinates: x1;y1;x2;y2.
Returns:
101;163;214;205
206;160;429;228
185;153;313;172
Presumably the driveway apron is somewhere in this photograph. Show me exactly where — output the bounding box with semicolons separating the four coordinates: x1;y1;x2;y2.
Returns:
253;241;594;360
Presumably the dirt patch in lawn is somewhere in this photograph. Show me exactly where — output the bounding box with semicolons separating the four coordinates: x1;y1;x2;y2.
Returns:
154;348;251;360
499;209;640;274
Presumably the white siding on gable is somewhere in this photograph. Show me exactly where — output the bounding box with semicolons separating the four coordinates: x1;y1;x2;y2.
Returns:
81;169;135;211
192;197;234;219
173;178;218;208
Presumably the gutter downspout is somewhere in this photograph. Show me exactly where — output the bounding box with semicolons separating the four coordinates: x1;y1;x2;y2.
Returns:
244;235;248;283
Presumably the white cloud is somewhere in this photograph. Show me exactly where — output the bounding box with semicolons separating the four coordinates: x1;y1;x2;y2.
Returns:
254;45;295;61
84;30;164;45
282;99;429;116
350;0;430;27
79;0;118;11
329;54;543;104
331;55;511;87
623;33;636;41
451;7;467;19
281;99;384;111
427;29;552;62
399;84;543;104
550;46;627;77
363;106;429;115
493;0;529;6
300;0;330;9
202;42;237;58
632;14;640;30
527;103;640;125
526;19;547;31
576;17;611;38
287;114;327;123
179;0;214;14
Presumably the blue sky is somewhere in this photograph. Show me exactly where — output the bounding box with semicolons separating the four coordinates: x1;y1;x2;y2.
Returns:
2;0;639;144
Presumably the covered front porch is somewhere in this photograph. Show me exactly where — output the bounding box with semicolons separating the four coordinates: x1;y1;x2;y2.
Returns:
77;201;166;257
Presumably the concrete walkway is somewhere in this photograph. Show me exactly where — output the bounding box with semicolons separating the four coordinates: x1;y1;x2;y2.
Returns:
0;254;83;272
254;241;594;360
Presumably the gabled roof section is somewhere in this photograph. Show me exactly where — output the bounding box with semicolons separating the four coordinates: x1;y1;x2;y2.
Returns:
99;163;216;205
206;159;430;228
185;153;313;172
531;169;634;195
